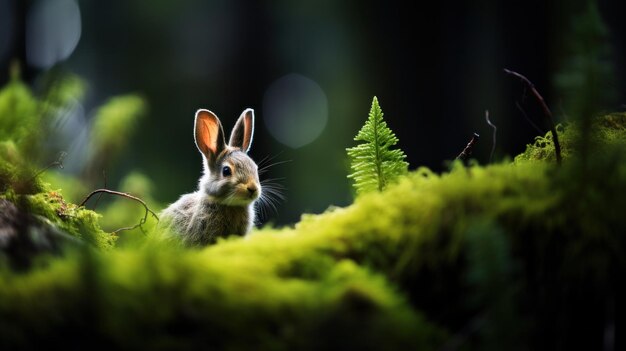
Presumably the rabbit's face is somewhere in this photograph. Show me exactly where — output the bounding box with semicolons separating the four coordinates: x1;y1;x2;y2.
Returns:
194;108;260;207
203;149;261;206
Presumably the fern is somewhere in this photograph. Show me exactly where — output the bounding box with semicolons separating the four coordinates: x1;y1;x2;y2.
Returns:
347;97;408;195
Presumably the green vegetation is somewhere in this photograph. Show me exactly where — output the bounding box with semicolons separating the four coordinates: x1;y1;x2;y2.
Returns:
85;95;146;181
347;97;408;194
514;113;626;163
0;71;625;349
0;67;40;158
19;190;115;250
0;71;149;257
554;1;615;123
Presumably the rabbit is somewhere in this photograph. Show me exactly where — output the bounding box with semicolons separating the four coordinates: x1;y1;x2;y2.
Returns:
159;108;261;246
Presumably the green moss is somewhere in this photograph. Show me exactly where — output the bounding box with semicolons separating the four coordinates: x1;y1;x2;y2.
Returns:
40;72;87;109
39;170;89;204
0;248;444;350
0;73;47;195
0;113;624;349
595;112;626;142
514;113;626;163
0;74;40;155
0;141;46;194
0;73;125;250
88;95;146;163
18;191;115;250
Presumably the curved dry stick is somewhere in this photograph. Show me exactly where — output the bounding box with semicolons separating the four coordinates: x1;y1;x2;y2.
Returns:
457;133;480;161
485;110;497;163
93;170;107;210
504;68;562;164
80;189;159;235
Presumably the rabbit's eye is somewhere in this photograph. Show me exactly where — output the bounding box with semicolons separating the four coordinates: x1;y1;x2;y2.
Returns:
222;166;232;177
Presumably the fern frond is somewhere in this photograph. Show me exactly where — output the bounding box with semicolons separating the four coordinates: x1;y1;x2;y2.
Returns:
347;97;408;195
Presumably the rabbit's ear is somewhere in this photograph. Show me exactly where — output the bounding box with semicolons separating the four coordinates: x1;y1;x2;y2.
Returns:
195;109;226;165
229;108;254;153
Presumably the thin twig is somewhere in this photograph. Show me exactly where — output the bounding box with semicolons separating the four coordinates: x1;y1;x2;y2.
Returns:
80;188;159;235
93;170;107;210
456;133;480;161
504;68;562;164
514;102;544;134
485;110;497;163
30;151;67;180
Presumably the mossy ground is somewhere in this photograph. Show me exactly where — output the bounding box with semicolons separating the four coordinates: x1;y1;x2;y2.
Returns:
1;87;625;349
0;156;115;252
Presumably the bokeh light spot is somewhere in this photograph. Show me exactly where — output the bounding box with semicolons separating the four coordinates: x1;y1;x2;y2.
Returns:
263;74;328;148
26;0;82;69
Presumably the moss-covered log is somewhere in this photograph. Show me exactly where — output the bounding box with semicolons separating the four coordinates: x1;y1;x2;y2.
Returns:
1;114;625;349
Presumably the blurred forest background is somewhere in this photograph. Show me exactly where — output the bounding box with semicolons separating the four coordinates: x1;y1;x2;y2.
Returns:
0;0;624;225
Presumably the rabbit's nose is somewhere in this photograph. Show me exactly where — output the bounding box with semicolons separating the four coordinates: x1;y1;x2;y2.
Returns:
246;185;258;195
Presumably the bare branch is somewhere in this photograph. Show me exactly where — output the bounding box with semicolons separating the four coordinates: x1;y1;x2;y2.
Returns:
80;188;159;235
30;151;67;180
93;170;107;210
514;101;544;134
456;133;480;162
485;110;497;163
504;68;562;164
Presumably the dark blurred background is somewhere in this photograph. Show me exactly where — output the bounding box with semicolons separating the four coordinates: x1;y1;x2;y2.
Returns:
1;0;624;225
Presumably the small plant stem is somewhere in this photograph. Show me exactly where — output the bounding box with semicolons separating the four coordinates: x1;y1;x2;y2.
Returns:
485;110;497;163
457;133;480;161
80;189;159;235
504;68;562;165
